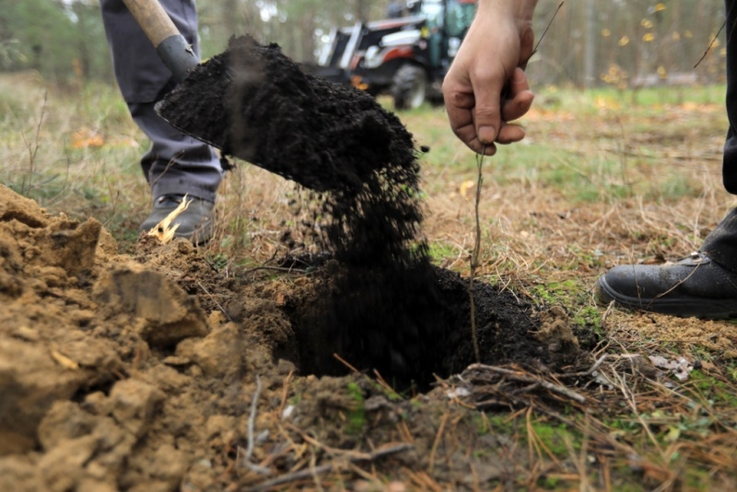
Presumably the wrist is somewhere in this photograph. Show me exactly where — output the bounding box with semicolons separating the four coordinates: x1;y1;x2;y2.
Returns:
477;0;537;35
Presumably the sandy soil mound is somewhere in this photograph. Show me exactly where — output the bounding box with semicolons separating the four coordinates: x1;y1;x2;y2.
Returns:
0;184;278;490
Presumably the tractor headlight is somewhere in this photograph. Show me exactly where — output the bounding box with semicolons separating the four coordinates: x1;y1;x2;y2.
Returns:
364;46;382;69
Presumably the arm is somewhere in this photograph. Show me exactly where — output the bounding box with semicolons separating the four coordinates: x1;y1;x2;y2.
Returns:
443;0;538;155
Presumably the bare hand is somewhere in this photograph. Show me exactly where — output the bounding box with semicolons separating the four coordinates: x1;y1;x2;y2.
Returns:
443;14;535;155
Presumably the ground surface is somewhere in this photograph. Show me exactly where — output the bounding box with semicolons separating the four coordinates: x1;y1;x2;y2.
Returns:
3;50;737;490
0;43;596;487
0;183;584;491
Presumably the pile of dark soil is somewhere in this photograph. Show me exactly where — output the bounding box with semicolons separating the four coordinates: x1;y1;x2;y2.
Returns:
158;35;423;268
158;36;579;390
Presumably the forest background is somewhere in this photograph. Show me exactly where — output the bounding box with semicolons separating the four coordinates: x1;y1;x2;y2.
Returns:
0;0;728;92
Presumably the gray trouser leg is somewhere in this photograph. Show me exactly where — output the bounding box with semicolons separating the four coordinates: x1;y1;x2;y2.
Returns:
100;0;222;203
130;102;223;201
701;1;737;270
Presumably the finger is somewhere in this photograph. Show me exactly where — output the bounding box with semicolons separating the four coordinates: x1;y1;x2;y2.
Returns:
452;121;479;147
443;80;476;137
501;68;534;121
444;87;475;110
519;27;536;68
508;67;530;95
444;78;498;154
470;66;508;145
496;123;526;144
469;140;498;155
452;121;498;155
502;89;534;122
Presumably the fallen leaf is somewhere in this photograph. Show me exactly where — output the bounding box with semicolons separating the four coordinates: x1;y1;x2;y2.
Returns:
147;195;191;244
459;180;475;199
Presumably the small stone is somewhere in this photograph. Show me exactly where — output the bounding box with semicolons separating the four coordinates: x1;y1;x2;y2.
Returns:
109;379;165;438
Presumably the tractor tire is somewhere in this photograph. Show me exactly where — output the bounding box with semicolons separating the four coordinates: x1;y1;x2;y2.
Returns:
391;64;428;110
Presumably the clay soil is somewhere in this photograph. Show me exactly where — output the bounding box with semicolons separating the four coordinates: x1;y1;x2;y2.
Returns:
0;39;589;491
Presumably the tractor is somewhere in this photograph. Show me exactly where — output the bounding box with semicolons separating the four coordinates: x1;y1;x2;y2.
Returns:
311;0;477;109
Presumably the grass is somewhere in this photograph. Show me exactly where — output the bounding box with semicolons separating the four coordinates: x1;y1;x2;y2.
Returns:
3;74;737;489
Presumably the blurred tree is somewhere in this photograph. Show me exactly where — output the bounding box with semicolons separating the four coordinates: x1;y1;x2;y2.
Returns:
0;0;112;85
0;0;725;90
70;0;114;83
197;0;393;62
528;0;726;88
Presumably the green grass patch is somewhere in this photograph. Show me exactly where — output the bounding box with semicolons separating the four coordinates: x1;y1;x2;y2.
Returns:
345;381;367;435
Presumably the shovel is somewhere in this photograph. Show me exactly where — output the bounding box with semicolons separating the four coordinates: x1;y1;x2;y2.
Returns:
122;0;411;194
121;0;200;83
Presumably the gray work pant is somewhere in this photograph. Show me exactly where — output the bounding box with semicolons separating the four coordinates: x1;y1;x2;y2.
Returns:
701;1;737;270
100;0;222;203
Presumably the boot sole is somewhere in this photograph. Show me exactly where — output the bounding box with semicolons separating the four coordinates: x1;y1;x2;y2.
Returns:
596;276;737;319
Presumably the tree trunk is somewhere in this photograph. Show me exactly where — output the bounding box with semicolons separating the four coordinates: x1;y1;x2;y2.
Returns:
583;0;595;87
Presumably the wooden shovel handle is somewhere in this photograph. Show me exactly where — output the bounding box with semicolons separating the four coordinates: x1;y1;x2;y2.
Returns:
121;0;180;48
121;0;199;82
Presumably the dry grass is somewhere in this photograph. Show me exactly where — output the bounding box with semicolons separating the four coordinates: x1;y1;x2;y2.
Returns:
3;75;737;489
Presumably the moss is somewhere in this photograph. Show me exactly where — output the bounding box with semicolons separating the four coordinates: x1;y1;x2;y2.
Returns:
530;422;579;457
345;382;367;435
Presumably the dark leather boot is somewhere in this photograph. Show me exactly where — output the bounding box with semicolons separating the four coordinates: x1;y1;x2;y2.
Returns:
596;252;737;319
139;194;214;244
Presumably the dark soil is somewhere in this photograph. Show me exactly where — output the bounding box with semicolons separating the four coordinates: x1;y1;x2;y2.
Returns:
289;263;568;392
158;35;423;268
158;36;577;391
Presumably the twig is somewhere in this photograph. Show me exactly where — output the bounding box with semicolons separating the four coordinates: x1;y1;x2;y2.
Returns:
694;19;727;68
333;352;361;374
246;375;262;460
609;369;665;458
278;369;295;416
468;149;485;364
201;256;222;273
287;424;366;459
465;363;587;404
554;353;610;378
474;391;579;428
372;369;403;401
241;265;309;276
244;463;332;492
532;1;565;57
241;375;270;475
197;281;233;322
428;412;449;472
19;91;48;195
242;443;414;492
555;352;667;380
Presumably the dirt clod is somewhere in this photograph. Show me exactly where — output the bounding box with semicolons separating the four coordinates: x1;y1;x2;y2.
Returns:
94;263;209;349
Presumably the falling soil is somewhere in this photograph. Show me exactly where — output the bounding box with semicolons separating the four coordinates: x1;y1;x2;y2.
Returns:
0;38;584;490
158;35;424;268
157;37;576;390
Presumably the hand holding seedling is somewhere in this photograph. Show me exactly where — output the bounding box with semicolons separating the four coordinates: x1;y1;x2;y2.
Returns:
443;0;538;155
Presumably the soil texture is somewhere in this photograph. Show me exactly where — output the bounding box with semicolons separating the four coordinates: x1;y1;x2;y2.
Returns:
1;38;583;490
0;183;581;490
156;36;577;391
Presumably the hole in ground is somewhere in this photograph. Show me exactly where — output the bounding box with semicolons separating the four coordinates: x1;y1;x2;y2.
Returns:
286;263;577;393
